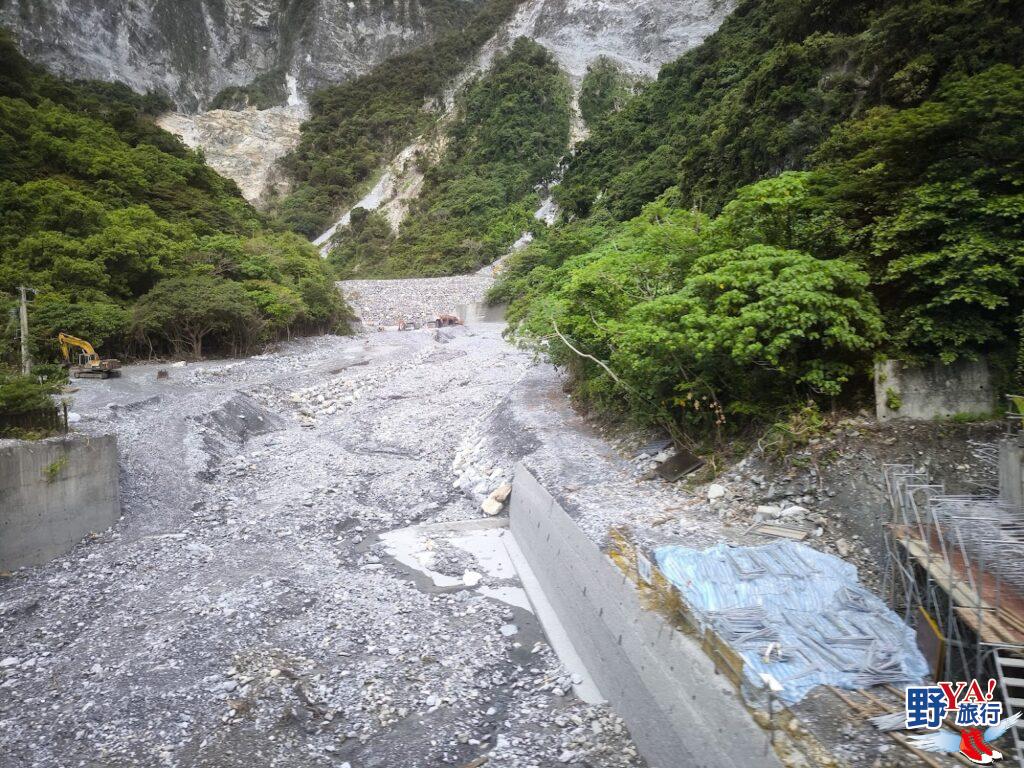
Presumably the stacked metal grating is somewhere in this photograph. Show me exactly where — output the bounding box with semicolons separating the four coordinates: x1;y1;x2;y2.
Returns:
928;496;1024;598
883;462;1024;767
655;540;928;705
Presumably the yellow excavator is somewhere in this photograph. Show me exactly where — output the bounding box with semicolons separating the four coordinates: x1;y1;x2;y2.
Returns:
58;333;121;379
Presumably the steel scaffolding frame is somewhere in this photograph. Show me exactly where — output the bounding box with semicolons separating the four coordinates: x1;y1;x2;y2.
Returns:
883;463;1024;765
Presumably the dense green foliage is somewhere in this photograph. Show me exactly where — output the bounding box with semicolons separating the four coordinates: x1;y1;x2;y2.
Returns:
0;30;349;363
557;0;1024;221
498;0;1024;439
327;207;396;277
507;183;883;438
277;0;524;237
0;367;66;438
0;370;61;414
810;65;1024;361
329;38;571;277
210;68;289;110
577;57;637;128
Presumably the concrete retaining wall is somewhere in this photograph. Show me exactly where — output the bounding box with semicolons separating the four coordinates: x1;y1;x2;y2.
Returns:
509;463;780;768
455;301;507;324
0;434;120;571
874;358;994;421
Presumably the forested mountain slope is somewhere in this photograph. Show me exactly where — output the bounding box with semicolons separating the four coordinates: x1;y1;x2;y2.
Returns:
557;0;1024;220
0;33;347;364
277;0;526;237
327;38;570;278
278;0;730;242
494;0;1024;441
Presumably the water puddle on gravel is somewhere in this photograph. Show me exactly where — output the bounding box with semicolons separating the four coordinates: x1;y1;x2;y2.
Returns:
378;520;531;611
378;519;604;703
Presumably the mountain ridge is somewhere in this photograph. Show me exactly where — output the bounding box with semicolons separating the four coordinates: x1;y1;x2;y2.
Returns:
0;0;485;111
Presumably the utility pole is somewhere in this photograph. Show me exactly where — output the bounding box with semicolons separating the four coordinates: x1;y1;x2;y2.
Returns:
17;286;31;375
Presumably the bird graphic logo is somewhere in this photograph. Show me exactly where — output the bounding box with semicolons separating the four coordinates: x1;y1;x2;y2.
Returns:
909;713;1020;764
870;680;1019;764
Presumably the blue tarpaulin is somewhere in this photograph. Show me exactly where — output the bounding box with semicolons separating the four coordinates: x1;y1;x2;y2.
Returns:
655;540;928;704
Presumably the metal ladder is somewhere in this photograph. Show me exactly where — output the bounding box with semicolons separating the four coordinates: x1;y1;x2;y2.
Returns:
994;647;1024;766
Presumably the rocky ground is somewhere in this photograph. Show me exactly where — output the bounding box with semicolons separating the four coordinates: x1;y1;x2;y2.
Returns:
341;276;495;328
0;275;996;768
0;321;642;768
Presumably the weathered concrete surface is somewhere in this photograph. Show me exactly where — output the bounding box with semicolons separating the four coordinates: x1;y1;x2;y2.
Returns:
874;358;995;421
0;434;120;571
509;462;781;768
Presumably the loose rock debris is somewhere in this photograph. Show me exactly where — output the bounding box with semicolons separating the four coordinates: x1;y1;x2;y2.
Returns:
341;276;493;329
0;322;642;768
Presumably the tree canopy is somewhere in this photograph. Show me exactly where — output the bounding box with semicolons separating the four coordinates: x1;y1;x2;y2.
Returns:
0;30;350;366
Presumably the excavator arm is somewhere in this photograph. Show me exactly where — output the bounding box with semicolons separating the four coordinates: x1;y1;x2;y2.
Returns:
57;332;119;378
58;333;99;366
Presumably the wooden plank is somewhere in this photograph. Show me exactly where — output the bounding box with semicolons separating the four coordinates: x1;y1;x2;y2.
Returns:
752;523;810;541
897;536;1024;643
701;627;745;689
826;687;953;768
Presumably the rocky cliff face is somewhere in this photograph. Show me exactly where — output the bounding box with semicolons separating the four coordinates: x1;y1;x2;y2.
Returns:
0;0;483;110
495;0;732;81
156;106;304;207
4;0;733;210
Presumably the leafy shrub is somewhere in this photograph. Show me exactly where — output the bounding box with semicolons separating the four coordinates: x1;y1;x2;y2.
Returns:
509;184;883;439
624;245;881;397
0;371;59;414
0;370;64;439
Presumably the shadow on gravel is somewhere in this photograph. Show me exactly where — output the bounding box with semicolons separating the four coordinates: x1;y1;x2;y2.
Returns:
193;393;287;480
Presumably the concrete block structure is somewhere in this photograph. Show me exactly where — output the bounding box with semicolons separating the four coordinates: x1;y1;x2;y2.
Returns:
1001;436;1024;510
510;462;780;768
874;358;994;421
0;434;120;571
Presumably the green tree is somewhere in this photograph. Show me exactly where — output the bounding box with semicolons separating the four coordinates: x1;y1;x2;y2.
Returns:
132;275;259;359
578;57;637;127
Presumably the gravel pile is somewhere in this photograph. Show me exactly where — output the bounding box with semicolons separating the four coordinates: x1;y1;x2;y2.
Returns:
341;276;494;328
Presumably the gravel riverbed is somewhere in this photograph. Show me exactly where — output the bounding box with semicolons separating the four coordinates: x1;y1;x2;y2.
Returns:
0;316;644;768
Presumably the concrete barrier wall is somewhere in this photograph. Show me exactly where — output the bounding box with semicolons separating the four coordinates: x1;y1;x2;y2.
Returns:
0;434;120;571
874;358;994;421
510;463;780;768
